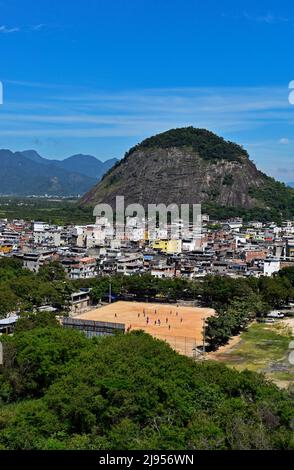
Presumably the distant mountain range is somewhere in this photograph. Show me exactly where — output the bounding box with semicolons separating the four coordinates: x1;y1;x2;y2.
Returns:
287;182;294;188
0;150;117;196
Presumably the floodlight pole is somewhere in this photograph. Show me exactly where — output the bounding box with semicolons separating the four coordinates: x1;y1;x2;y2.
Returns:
202;317;206;356
109;279;112;304
0;342;3;366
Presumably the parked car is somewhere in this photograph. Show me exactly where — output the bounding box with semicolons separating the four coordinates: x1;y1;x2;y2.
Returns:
267;311;284;319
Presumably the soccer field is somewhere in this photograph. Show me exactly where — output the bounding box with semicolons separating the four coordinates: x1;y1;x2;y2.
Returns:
75;301;215;357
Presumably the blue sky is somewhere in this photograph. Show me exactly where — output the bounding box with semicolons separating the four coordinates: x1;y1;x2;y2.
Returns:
0;0;294;181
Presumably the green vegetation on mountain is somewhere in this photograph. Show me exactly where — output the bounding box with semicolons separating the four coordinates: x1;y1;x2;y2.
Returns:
124;127;247;162
249;176;294;220
201;203;287;223
222;174;234;186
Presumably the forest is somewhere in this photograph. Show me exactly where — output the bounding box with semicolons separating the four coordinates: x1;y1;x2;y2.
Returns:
0;322;293;450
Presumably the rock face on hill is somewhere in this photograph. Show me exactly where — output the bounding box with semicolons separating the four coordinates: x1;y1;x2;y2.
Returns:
80;127;279;209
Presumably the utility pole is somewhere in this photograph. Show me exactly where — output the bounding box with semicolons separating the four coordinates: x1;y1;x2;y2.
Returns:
202;317;206;356
0;342;3;366
109;279;112;304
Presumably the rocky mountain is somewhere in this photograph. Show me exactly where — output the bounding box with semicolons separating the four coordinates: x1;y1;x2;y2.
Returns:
80;127;294;218
0;150;117;196
81;127;293;213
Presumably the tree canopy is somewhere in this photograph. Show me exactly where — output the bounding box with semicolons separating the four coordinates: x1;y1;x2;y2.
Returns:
124;127;247;162
0;326;293;450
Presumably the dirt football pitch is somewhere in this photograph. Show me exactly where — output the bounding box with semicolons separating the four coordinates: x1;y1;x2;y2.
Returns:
75;301;215;357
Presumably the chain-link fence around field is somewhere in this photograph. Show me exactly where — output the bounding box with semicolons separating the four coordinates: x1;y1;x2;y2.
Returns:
151;333;203;358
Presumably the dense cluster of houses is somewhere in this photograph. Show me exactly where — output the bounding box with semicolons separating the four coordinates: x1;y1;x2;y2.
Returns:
1;215;294;280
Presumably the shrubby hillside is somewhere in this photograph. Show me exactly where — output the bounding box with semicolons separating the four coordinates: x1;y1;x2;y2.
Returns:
0;323;293;450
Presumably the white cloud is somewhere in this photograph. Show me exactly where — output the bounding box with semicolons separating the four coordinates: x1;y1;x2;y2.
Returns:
242;11;290;24
5;79;72;90
0;85;293;142
31;24;45;31
0;25;20;33
279;138;290;144
0;24;51;34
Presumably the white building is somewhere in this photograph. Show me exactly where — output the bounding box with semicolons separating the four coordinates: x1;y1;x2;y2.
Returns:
34;230;61;247
182;238;200;252
263;258;281;277
33;221;49;232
